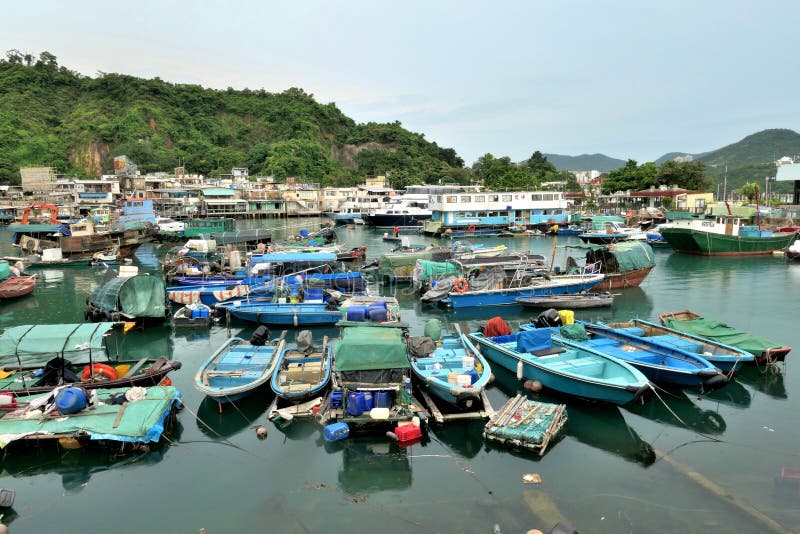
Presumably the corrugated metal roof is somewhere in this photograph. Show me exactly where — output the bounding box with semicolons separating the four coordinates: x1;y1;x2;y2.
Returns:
201;188;235;196
776;163;800;182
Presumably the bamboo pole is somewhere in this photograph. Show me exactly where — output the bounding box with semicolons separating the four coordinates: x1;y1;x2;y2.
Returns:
655;448;790;534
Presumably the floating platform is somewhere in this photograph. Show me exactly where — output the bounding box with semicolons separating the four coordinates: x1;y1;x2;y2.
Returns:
484;394;567;455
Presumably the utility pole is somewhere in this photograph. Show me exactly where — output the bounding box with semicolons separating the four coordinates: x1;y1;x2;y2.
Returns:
722;165;728;201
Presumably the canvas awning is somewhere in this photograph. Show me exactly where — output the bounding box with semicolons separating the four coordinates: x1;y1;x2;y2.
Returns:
334;327;410;371
0;322;116;365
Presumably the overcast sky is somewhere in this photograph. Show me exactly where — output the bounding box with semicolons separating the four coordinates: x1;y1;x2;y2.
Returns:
4;0;799;165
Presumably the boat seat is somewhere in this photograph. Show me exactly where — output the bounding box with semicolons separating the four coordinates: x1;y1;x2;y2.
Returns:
615;327;646;336
648;335;703;353
530;347;566;357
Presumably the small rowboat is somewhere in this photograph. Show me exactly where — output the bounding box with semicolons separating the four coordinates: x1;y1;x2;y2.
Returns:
469;326;650;405
598;318;754;374
408;325;492;410
270;335;332;403
558;323;728;390
215;301;342;327
516;293;614;309
659;309;791;364
195;333;286;407
171;303;213;328
0;276;36;299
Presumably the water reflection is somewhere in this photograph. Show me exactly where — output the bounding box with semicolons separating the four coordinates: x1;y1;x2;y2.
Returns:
566;404;656;467
0;421;180;493
624;390;727;435
335;439;413;493
695;378;752;409
734;367;787;400
429;421;485;459
195;393;269;440
115;326;175;360
273;418;319;442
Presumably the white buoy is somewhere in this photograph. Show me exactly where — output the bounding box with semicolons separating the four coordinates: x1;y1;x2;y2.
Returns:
517;360;523;380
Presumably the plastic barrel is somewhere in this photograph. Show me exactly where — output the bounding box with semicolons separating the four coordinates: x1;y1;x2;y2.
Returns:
466;369;479;384
323;422;349;442
346;392;363;416
368;308;388;322
363;392;374;411
374;391;391;408
56;387;88;415
330;391;343;409
346;306;367;322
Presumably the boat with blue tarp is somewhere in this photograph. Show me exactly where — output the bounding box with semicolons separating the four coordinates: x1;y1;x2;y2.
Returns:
215;300;342;326
194;333;286;406
469;324;650;404
595;318;754;373
554;322;728;390
437;273;605;308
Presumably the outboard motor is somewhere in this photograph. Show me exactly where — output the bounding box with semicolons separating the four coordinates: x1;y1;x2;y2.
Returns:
534;308;562;328
250;325;271;346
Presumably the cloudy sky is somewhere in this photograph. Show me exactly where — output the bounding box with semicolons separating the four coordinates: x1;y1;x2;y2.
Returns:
4;0;799;165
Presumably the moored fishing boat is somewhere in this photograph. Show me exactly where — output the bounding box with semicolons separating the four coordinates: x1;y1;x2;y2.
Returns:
596;318;754;374
194;333;286;407
469;324;650;404
562;241;655;290
0;322;181;396
0;275;36;299
554;322;728;390
516;292;614;309
171;302;213;327
659;309;791;364
407;322;492;410
659;215;799;256
270;332;332;403
215;300;342;326
438;273;605;308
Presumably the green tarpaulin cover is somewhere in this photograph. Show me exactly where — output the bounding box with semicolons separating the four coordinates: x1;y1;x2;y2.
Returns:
0;323;116;366
414;260;461;283
334;326;410;371
0;261;9;282
90;275;166;318
662;315;781;357
568;241;655;273
0;386;180;447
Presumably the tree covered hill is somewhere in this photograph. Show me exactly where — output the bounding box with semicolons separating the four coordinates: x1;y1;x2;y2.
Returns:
0;51;464;186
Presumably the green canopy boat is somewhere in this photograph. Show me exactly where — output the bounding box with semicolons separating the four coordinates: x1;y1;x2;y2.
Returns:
86;273;167;323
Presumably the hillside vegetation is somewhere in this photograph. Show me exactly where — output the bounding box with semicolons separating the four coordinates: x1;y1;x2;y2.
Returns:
0;51;463;187
544;153;626;172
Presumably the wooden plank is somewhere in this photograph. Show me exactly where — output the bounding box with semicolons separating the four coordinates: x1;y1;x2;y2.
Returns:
112;402;127;428
480;390;496;419
418;388;444;423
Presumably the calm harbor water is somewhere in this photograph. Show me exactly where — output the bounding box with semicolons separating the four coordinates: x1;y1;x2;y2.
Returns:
1;218;799;533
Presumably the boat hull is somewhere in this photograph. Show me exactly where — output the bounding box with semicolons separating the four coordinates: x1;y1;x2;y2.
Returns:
593;265;654;290
469;334;645;405
362;213;431;228
440;275;604;308
660;227;798;256
220;303;341;326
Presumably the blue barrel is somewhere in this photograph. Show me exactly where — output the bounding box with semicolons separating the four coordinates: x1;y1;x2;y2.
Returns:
323;422;349;442
466;369;479;384
368;308;388;322
373;391;391;408
56;387;87;415
346;392;364;416
329;391;343;409
363;392;373;411
346;306;367;322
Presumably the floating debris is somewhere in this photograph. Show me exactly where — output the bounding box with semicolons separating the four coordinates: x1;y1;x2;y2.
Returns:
484;394;567;455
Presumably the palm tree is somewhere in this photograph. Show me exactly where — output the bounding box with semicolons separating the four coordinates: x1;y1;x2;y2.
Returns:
739;182;759;203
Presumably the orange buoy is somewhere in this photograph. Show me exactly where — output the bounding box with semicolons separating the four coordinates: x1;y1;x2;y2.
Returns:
81;363;118;381
159;377;172;386
453;278;469;293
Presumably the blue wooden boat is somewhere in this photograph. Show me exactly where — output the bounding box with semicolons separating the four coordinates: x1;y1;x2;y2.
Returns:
271;335;332;403
554;323;728;390
194;335;286;407
215;300;342;326
408;328;492;410
596;319;754;374
468;328;650;405
439;273;605;308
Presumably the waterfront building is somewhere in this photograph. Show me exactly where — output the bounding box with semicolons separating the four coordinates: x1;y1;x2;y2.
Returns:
424;187;571;234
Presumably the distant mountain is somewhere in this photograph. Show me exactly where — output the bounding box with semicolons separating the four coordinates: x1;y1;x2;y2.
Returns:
655;129;800;193
543;153;626;172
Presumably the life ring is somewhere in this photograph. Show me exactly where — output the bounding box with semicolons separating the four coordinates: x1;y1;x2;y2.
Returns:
82;363;119;381
468;224;476;233
453;278;469;293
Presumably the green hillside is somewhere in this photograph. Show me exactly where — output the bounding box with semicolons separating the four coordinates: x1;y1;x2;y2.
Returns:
698;129;800;168
544;153;626;172
0;51;463;186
